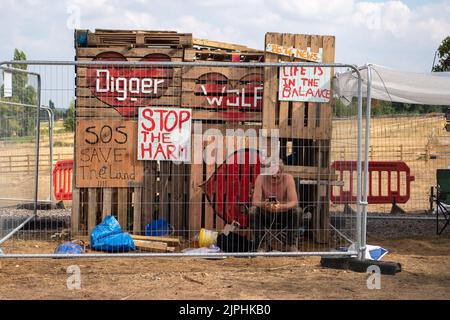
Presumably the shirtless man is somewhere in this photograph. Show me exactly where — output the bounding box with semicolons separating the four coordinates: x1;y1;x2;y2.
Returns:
249;159;309;249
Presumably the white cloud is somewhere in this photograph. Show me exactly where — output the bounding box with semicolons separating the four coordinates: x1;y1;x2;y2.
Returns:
0;0;448;72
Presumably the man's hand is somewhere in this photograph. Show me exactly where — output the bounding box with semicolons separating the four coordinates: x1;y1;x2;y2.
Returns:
263;201;285;212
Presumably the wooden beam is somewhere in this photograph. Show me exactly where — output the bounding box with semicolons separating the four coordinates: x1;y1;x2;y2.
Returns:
87;188;97;237
71;188;80;237
133;239;175;252
193;38;261;52
118;188;128;231
130;234;180;245
133;187;142;235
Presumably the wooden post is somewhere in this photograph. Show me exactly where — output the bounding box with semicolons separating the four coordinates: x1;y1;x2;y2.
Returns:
71;188;80;237
133;187;142;235
118;188;128;231
9;156;12;172
88;188;97;237
102;188;112;218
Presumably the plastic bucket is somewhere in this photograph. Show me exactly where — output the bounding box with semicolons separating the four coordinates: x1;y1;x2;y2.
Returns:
198;228;218;247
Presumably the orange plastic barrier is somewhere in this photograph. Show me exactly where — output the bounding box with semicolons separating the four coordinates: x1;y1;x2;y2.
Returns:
331;161;415;204
53;160;73;201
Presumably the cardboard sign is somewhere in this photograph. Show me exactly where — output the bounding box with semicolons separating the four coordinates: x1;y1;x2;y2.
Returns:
266;43;322;63
138;107;192;162
75;120;143;188
278;66;331;103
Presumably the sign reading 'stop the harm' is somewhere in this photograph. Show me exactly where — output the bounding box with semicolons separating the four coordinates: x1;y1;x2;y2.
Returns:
138;107;192;162
278;66;331;103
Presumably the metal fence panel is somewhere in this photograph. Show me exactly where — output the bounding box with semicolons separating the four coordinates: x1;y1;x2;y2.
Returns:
0;61;363;258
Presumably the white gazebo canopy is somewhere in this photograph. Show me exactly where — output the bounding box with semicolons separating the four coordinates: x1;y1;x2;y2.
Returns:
333;64;450;106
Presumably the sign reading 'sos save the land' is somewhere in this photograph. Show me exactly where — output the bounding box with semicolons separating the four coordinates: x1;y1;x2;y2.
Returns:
278;66;331;103
138;107;192;162
75;120;143;188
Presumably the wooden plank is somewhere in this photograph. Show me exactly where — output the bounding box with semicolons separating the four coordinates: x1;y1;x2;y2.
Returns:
76;106;262;122
75;66;182;80
117;188;128;231
130;234;180;245
87;188;97;236
171;163;185;235
76;86;181;98
181;66;262;81
292;34;309;138
133;187;142;234
75;96;181;109
193;38;261;52
102;188;112;218
159;161;170;223
204;137;215;230
143;161;157;232
76;47;184;58
134;239;168;252
263;33;282;132
71;187;80;237
76;107;122;119
189;154;203;239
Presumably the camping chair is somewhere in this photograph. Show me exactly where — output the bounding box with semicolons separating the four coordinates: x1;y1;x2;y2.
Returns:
434;169;450;235
242;179;313;252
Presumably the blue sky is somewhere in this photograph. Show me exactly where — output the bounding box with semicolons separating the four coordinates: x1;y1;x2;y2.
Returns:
0;0;449;107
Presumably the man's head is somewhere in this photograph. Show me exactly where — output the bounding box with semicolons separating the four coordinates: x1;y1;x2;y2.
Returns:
260;158;284;179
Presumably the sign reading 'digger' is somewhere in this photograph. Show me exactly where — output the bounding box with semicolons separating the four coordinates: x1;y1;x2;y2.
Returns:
138;107;192;162
87;65;172;118
76;120;143;188
278;66;331;103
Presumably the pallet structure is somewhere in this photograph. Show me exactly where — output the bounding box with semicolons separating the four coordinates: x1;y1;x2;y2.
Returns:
71;29;336;244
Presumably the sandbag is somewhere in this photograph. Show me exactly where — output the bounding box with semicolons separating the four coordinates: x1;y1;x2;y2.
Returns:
90;215;135;253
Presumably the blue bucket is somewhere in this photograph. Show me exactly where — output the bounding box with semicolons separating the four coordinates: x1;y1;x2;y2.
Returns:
145;219;170;236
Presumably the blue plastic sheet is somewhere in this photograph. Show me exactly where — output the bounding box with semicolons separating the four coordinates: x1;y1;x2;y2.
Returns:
54;241;85;255
90;215;135;253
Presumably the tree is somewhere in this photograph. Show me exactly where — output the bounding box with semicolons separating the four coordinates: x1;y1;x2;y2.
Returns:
433;36;450;72
64;100;75;132
0;49;37;138
49;99;55;110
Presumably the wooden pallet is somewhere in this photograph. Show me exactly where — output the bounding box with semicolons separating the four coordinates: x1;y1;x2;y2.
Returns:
75;29;193;48
142;161;190;237
262;33;335;140
71;186;143;236
186;38;264;62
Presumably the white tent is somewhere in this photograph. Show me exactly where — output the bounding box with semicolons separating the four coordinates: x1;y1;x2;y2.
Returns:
333;64;450;106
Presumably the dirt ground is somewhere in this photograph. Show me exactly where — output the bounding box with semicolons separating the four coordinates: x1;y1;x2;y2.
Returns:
0;236;449;300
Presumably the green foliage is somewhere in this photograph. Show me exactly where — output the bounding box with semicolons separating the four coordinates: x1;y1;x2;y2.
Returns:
433;36;450;72
0;49;38;140
63;100;75;132
333;97;447;118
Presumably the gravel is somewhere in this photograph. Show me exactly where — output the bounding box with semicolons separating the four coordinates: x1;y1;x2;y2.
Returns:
1;207;449;239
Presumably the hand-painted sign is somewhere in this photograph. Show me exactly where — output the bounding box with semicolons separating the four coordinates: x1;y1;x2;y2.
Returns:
138;107;192;162
193;73;263;110
278;66;331;103
266;43;322;63
87;52;173;118
75;120;143;188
